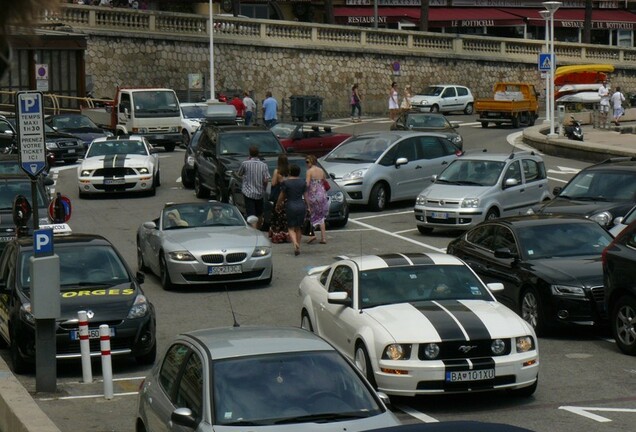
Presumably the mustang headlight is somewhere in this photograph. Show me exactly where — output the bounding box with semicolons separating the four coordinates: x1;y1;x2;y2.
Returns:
252;246;271;257
342;169;366;181
516;336;535;352
461;198;480;208
382;344;411;360
20;303;35;325
46;141;58;150
416;194;427;205
168;251;196;261
551;284;585;297
491;339;506;355
589;211;612;227
138;167;150;174
423;343;440;360
127;294;149;319
80;170;92;177
330;191;344;203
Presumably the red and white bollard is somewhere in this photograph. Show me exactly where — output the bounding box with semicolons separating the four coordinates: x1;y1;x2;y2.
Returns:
99;324;113;400
78;310;93;383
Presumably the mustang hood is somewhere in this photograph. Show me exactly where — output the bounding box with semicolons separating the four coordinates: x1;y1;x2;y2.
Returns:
527;256;603;287
363;300;532;342
59;282;138;321
165;228;259;250
82;154;152;170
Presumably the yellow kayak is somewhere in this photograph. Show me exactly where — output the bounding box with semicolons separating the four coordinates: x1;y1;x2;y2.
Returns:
555;64;614;77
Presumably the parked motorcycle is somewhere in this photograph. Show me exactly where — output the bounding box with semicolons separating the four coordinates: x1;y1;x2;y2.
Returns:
564;116;584;141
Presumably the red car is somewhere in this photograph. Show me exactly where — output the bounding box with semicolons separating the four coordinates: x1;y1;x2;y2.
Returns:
270;122;351;156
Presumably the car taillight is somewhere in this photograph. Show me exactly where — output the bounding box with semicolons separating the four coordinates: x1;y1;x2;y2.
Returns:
455;149;464;156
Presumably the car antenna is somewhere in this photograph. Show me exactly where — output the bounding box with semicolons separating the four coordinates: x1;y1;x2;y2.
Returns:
225;285;240;327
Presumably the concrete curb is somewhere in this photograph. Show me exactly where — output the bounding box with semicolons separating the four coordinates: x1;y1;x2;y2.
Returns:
0;356;61;432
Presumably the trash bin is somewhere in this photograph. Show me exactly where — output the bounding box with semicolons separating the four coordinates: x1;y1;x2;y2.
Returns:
290;95;323;122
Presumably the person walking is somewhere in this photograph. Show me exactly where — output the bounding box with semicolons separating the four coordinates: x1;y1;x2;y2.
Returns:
598;81;610;128
388;81;399;121
350;83;362;122
262;91;278;128
305;155;329;245
229;94;246;121
237;146;271;229
276;164;308;256
242;91;256;126
268;154;289;244
401;84;412;113
610;86;626;126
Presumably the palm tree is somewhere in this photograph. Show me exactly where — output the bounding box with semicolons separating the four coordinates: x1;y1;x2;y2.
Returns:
583;0;593;44
419;0;430;32
324;0;334;25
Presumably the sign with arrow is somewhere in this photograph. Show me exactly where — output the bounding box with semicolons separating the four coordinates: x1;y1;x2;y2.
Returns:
16;91;47;178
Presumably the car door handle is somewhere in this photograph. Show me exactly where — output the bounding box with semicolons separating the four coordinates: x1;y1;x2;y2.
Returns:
520;189;525;192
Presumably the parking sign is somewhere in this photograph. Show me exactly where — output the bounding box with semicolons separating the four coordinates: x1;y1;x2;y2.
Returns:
16;91;47;178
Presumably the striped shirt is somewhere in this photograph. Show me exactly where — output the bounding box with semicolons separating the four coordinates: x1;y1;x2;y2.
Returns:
238;158;271;199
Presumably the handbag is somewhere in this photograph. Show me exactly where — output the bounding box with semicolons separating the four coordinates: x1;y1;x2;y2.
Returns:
302;217;315;237
321;178;331;191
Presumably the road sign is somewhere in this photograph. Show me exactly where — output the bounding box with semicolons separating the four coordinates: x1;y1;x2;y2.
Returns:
34;228;54;256
538;53;555;72
16;91;47;178
48;193;72;223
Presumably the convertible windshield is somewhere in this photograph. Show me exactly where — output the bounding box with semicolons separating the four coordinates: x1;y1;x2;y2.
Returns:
405;114;451;129
560;170;636;201
437;159;505;187
358;264;493;308
270;123;295;139
162;202;245;229
87;140;148;157
213;350;382;425
515;222;613;260
324;135;396;163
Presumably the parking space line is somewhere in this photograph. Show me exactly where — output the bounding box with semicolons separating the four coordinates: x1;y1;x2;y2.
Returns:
547;176;568;183
349;219;445;253
395;404;439;423
37;391;138;401
352;210;413;221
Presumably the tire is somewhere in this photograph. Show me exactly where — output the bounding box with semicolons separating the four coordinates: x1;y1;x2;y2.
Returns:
137;238;148;272
10;328;31;374
181;130;190;148
136;343;157;366
163;143;175;152
328;208;349;228
512;115;520;128
262;268;273;286
181;165;194;189
155;170;161;187
430;104;440;113
301;311;314;332
78;187;88;199
520;286;546;336
464;103;474;115
214;179;229;203
354;343;377;388
510;378;538;397
368;183;388;212
480;122;488;128
160;254;174;291
528;113;536;126
485;207;499;221
194;173;210;199
417;225;434;235
611;295;636;356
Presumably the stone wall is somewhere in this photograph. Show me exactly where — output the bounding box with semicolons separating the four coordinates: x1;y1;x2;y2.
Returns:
86;33;636;118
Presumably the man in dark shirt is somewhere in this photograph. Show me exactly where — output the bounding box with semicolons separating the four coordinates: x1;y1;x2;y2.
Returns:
237;146;270;229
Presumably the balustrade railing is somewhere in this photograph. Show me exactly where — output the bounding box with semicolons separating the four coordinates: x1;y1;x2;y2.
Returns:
37;3;636;67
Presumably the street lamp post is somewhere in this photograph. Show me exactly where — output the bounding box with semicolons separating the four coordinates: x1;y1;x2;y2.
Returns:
539;10;550;126
543;1;561;138
208;0;216;102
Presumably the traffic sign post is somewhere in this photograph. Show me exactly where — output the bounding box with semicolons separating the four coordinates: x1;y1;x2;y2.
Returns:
16;91;47;178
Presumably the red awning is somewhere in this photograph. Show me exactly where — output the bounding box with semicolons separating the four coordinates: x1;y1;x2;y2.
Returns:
500;8;636;30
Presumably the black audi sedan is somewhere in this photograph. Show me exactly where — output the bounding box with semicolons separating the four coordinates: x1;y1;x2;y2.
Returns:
446;214;613;335
0;233;156;373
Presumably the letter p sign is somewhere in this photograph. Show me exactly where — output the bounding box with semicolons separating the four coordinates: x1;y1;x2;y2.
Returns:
34;229;54;256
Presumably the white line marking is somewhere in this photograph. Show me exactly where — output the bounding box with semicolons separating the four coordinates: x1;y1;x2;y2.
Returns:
59;376;146;385
349;219;445;253
460;122;481;127
559;406;636;423
352;210;414;221
547;176;568;183
394;228;418;234
38;391;139;401
395;404;439;423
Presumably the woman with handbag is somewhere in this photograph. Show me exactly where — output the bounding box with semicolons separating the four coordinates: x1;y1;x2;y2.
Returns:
305;155;329;245
268;154;289;243
350;83;362;122
276;164;308;256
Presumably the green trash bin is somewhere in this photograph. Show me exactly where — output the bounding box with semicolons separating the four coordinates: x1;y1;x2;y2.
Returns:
290;95;323;122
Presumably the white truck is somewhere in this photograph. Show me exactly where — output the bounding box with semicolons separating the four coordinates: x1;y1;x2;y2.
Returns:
81;87;182;152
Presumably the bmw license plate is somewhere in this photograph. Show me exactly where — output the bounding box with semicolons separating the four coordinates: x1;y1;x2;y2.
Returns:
69;327;116;341
446;369;495;382
208;265;242;275
430;212;448;220
104;178;125;185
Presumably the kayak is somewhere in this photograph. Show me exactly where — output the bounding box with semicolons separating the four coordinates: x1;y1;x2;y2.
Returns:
555;64;614;77
556;91;601;103
555;83;603;100
555;71;608;86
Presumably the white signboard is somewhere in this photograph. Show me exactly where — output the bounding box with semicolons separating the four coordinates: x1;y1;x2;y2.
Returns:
16;92;47;177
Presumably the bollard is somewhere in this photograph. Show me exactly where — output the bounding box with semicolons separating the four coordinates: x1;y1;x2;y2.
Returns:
99;324;114;400
78;310;93;384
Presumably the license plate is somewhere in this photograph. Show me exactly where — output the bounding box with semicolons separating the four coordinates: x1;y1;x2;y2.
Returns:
104;178;125;185
68;149;76;154
430;212;448;219
69;327;116;341
208;265;242;275
446;369;495;382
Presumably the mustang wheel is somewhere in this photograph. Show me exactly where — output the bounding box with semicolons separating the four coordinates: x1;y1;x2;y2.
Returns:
160;254;174;291
354;343;377;388
521;287;546;335
612;295;636;356
301;311;313;332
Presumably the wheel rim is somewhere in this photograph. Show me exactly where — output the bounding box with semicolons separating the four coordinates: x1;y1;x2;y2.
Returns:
160;256;169;287
182;131;190;147
376;186;386;210
354;347;369;376
521;291;539;329
465;104;473;114
616;304;636;347
301;314;312;331
486;210;498;220
136;242;144;269
431;105;439;113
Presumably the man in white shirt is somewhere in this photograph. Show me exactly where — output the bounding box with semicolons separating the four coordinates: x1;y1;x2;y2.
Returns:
610;86;625;126
598;81;610;128
242;91;256;126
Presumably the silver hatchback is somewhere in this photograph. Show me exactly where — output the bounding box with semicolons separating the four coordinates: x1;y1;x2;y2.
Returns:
320;131;462;211
414;151;552;233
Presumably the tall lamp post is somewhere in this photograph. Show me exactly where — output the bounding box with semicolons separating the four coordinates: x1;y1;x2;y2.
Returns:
539;10;550;126
543;1;561;138
208;0;216;102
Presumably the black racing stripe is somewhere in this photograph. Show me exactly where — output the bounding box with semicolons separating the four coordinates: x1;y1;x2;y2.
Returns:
442;359;469;371
437;300;492;341
413;302;467;341
115;154;128;167
103;154;116;169
471;358;496;369
377;253;410;267
402;253;434;266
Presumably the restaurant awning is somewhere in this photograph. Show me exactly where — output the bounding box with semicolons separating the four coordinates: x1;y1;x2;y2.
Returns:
500;8;636;30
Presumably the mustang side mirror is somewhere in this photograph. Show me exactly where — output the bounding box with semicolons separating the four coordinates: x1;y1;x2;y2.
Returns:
328;291;351;306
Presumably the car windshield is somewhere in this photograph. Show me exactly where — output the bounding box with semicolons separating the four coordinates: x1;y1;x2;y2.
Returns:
19;244;131;289
0;178;47;210
559;170;636;201
405;114;450;129
358;264;494;308
162;202;245;229
219;132;284;155
50;115;99;130
133;90;180;116
420;86;444;96
0;162;25;175
213;350;382;426
516;222;613;259
323;135;396;163
181;105;207;119
436;159;505;187
270;123;296;139
87;140;148;157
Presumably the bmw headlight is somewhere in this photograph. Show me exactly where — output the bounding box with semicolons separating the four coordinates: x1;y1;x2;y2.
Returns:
46;141;58;150
252;246;271;257
138;167;150;174
168;251;196;261
343;169;366;181
20;303;35;325
461;198;480;208
516;336;535;352
423;343;440;360
127;294;149;319
589;211;612;227
416;194;427;205
330;191;344;203
80;170;92;177
382;344;412;360
491;339;506;355
551;284;585;297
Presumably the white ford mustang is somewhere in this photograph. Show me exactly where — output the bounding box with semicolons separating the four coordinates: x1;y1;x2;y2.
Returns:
298;253;539;397
78;136;160;197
